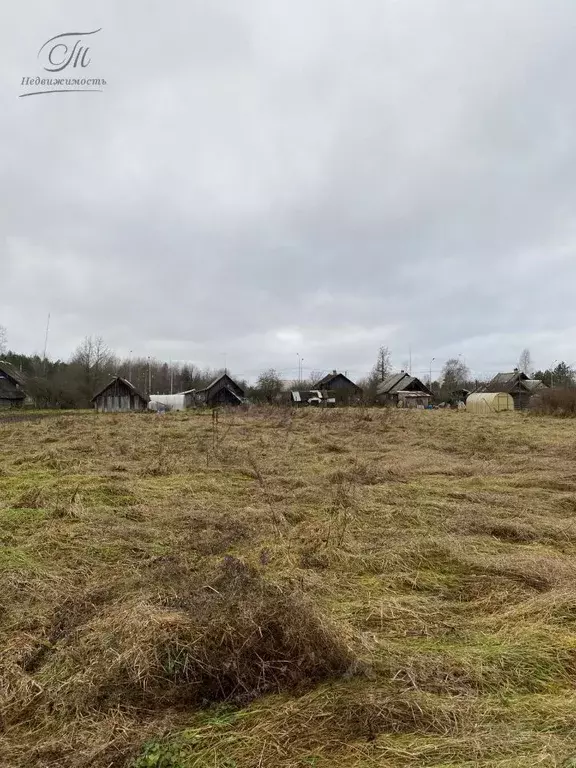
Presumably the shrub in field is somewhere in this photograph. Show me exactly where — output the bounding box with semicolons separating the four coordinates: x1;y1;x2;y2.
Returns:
531;388;576;417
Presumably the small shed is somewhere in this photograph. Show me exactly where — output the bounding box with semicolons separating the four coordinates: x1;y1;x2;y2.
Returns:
376;372;433;408
92;377;149;413
0;361;27;409
195;374;245;407
466;392;514;414
314;371;363;404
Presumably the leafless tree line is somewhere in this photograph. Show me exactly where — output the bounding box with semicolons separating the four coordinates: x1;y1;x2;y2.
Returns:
1;326;573;408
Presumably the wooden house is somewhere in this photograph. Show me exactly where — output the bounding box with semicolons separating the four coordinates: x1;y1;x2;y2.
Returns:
0;361;26;409
314;370;363;404
479;370;546;410
376;371;433;408
91;376;149;413
195;374;245;407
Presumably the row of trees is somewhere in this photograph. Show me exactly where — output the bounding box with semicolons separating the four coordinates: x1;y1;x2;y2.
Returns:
2;326;575;408
1;331;241;409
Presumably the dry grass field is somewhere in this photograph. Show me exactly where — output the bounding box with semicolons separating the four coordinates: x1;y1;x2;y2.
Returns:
2;407;576;768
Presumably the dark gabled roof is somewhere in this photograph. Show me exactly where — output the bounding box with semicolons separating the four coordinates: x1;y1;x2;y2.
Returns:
0;360;26;388
492;371;527;386
523;379;547;392
377;372;433;397
91;376;149;403
314;371;362;391
377;372;409;394
482;371;544;394
196;373;245;397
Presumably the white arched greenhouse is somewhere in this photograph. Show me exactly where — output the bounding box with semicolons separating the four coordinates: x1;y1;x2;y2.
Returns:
465;392;514;414
148;390;196;412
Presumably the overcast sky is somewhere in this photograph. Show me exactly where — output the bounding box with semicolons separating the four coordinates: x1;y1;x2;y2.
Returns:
1;1;576;382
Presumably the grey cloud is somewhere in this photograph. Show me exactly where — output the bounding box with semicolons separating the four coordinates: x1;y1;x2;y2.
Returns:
2;0;576;381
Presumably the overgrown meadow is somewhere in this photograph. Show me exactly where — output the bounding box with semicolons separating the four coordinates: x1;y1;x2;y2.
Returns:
2;407;576;767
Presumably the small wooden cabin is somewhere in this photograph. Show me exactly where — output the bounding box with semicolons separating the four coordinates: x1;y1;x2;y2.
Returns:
376;372;433;408
0;361;27;409
92;377;149;413
314;370;363;404
195;374;245;407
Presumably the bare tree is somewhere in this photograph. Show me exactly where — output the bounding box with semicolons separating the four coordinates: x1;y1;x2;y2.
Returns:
0;325;7;356
441;358;471;391
72;336;115;374
372;346;391;382
518;348;532;376
253;368;284;404
356;346;393;404
71;336;117;405
290;371;325;390
308;370;325;387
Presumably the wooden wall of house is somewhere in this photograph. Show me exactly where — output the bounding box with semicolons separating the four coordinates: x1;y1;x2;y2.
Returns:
209;387;241;406
183;392;196;409
0;377;25;408
326;376;355;392
100;379;133;398
95;394;147;412
208;376;244;400
512;392;532;411
94;379;147;412
206;377;244;404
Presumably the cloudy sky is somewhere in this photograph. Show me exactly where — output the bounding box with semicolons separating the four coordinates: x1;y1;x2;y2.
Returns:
1;0;576;382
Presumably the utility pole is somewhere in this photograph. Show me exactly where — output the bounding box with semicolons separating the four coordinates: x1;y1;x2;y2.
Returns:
42;312;51;359
147;356;151;394
128;350;133;382
170;362;174;394
429;357;435;389
43;312;51;374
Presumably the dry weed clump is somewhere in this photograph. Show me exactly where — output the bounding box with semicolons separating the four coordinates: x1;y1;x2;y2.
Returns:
30;558;354;718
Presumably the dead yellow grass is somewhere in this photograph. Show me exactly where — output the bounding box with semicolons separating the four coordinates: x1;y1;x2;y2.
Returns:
2;407;576;766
